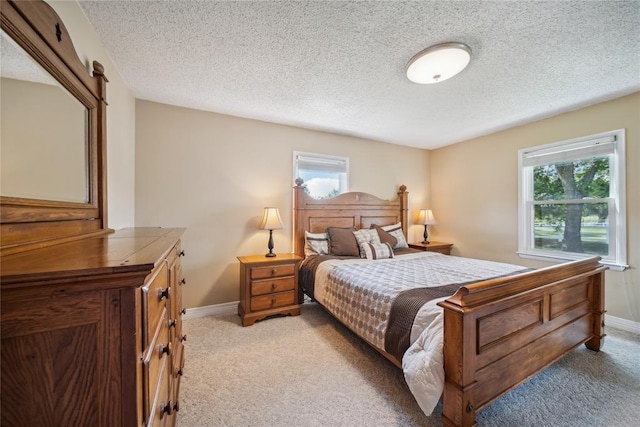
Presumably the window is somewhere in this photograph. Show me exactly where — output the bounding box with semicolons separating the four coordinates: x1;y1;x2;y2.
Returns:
293;151;349;199
518;129;627;270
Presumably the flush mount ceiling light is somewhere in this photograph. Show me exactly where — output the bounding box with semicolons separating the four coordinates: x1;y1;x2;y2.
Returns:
406;42;471;84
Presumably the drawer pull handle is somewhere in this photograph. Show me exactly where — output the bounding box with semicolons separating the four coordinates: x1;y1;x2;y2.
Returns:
180;334;187;342
271;282;277;290
271;268;277;275
180;278;187;285
160;400;174;418
173;401;180;412
177;368;184;376
271;297;277;306
159;342;172;357
168;319;177;328
180;308;186;315
178;250;186;257
158;287;170;301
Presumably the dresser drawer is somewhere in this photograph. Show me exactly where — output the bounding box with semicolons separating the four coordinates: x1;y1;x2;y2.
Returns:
250;290;295;312
143;306;171;423
147;356;171;427
250;264;295;280
172;342;185;412
166;244;179;273
251;276;295;296
142;261;170;347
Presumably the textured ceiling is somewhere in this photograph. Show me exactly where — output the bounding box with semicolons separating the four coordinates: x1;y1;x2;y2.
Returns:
77;1;640;149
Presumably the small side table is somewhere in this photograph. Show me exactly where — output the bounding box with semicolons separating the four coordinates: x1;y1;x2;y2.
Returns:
408;241;453;255
237;253;302;326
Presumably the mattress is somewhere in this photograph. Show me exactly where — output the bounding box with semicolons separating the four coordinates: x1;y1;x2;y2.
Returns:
299;251;529;415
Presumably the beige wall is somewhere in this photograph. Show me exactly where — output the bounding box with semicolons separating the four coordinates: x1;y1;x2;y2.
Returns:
430;92;640;322
135;100;431;308
48;0;136;229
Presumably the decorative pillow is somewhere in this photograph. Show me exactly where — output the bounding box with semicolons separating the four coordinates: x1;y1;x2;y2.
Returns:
326;227;360;257
381;222;408;249
352;229;381;258
304;231;329;256
360;242;394;260
370;224;398;248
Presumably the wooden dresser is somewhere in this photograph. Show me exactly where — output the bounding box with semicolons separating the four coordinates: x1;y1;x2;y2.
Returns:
0;228;186;427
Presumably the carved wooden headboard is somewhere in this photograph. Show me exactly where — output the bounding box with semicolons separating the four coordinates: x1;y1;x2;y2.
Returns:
292;178;408;258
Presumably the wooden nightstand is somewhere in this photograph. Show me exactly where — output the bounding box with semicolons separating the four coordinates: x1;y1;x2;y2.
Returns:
237;254;302;326
409;241;453;255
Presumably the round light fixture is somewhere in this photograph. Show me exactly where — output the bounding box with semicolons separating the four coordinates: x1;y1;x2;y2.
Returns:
406;42;471;84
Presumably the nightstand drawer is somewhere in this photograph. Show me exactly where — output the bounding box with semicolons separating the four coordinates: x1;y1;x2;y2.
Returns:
250;291;295;311
250;264;295;280
251;277;295;296
409;242;453;255
429;247;451;255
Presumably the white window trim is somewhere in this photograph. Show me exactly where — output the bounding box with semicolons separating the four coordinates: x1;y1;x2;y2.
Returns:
517;129;628;271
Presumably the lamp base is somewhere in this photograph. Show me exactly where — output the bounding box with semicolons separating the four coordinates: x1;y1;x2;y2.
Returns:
422;240;430;244
265;229;276;257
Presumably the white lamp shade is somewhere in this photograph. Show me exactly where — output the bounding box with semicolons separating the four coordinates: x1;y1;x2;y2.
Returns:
406;42;471;84
418;209;437;225
259;207;284;230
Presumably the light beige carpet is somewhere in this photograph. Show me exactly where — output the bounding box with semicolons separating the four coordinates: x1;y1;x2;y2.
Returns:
178;303;640;427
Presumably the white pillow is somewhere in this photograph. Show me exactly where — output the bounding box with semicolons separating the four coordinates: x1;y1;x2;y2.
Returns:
381;222;408;249
360;242;395;260
353;229;381;258
304;231;329;256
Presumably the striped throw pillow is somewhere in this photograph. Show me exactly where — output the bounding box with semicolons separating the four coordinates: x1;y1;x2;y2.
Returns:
360;242;394;260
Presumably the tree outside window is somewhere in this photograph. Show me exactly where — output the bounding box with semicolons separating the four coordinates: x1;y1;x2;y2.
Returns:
519;130;627;270
533;158;609;255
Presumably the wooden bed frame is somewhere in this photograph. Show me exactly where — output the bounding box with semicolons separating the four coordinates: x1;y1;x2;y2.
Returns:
293;180;607;427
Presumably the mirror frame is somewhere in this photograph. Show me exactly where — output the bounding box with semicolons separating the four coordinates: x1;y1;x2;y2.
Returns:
1;0;110;255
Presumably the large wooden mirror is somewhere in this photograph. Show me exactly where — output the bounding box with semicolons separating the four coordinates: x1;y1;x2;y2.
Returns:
1;29;89;203
0;0;110;254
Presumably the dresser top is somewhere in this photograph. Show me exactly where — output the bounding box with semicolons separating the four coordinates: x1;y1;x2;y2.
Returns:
1;227;184;285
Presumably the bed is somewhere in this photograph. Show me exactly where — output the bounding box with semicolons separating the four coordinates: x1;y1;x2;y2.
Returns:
292;180;607;427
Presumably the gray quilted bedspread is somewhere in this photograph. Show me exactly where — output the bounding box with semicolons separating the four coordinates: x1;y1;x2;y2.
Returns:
321;252;528;353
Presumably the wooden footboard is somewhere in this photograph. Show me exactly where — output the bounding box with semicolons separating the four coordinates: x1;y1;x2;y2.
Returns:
437;257;607;427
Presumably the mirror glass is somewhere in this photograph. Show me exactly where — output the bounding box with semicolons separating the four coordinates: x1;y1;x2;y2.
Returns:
0;29;89;203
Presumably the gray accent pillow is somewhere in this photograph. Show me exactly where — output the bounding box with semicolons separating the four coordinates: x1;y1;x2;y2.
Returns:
371;224;398;248
381;222;408;249
327;227;359;257
360;242;394;259
304;231;329;256
353;229;381;258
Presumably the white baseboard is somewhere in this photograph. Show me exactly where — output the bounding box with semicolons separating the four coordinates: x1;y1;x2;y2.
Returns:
606;314;640;335
182;301;238;320
183;302;639;335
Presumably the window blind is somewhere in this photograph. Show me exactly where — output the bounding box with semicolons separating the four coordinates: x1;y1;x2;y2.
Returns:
295;154;348;173
522;135;616;167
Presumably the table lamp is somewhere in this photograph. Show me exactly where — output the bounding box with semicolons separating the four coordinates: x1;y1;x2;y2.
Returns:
417;209;437;244
259;207;284;257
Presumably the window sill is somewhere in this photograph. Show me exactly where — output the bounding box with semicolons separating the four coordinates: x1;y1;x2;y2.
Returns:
517;252;628;272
